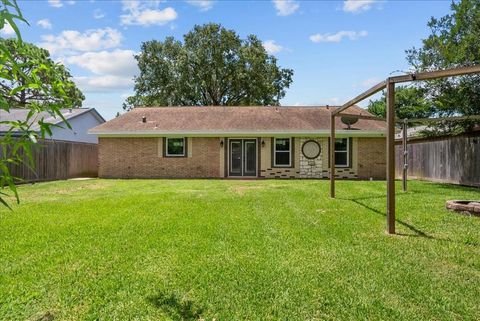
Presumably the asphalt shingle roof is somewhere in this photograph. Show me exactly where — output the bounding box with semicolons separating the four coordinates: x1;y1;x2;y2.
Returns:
90;106;386;134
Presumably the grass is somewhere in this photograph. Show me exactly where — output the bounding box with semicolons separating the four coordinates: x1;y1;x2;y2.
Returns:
0;179;479;321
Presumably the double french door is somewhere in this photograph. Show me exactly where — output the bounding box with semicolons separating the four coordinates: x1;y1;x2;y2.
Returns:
229;139;257;177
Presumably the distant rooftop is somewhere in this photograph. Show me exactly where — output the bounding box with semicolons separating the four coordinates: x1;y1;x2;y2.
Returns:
0;108;105;132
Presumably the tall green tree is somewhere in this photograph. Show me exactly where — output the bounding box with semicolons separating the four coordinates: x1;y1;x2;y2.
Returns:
406;0;480;130
0;0;81;208
0;39;84;108
367;86;434;120
124;23;293;110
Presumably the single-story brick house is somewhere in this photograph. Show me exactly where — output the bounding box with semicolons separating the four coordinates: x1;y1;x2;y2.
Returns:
89;106;386;179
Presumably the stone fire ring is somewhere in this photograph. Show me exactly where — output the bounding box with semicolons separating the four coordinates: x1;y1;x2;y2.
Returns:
446;200;480;217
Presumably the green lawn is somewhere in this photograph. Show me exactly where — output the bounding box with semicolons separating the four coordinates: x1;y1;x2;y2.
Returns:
0;179;479;321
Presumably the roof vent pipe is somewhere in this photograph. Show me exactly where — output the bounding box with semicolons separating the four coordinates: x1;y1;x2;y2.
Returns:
142;116;147;123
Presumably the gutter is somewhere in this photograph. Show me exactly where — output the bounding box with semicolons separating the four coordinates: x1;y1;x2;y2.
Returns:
88;130;386;138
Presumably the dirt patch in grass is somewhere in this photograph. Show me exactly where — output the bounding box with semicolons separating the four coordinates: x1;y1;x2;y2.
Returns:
30;311;55;321
229;183;289;195
11;180;116;205
51;181;110;195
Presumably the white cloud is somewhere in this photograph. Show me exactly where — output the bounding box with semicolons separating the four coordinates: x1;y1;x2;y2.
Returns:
39;28;122;55
93;9;105;19
48;0;63;7
187;0;214;11
37;19;52;30
64;49;138;94
272;0;299;16
310;30;368;43
74;75;134;92
66;49;138;77
37;27;137;97
120;0;177;26
343;0;376;13
48;0;75;8
263;40;283;54
0;21;15;36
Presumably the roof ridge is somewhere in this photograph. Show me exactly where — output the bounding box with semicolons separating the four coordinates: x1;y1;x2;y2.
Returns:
132;105;340;109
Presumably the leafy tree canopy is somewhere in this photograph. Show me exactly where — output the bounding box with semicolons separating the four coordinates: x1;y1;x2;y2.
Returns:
367;86;434;120
124;23;293;110
0;38;84;109
0;0;82;208
405;0;480;123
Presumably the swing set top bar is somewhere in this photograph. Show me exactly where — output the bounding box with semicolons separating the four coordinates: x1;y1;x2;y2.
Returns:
332;65;480;116
333;80;386;116
388;64;480;84
337;112;480;124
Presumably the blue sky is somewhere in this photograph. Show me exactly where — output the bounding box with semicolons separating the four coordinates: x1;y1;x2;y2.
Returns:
4;0;452;119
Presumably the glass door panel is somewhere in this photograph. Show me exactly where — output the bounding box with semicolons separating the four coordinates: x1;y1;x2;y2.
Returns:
244;140;256;176
229;140;242;176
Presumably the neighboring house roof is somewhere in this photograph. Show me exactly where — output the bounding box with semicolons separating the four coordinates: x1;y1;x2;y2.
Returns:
395;125;429;140
90;106;386;137
395;124;480;141
0;108;105;133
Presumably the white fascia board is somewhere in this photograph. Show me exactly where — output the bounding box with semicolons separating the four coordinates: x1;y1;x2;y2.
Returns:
89;130;386;138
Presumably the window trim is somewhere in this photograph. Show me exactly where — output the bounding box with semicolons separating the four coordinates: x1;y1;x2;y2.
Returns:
334;138;350;168
164;137;187;157
272;137;293;168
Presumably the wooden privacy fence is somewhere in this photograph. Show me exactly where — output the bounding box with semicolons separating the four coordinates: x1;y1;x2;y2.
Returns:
395;132;480;187
6;139;98;183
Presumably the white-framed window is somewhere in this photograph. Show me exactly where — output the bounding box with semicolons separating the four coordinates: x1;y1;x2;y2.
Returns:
274;138;292;167
165;137;185;157
335;138;349;167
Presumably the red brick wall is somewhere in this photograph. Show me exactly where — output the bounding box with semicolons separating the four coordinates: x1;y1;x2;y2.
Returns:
357;137;386;179
98;137;221;178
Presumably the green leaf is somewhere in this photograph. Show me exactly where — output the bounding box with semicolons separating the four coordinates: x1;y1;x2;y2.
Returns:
0;0;85;208
28;133;37;143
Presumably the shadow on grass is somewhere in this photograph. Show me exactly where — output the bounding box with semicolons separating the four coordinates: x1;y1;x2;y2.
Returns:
337;190;432;238
346;198;479;246
339;189;429;202
413;180;480;193
349;199;433;239
146;292;204;321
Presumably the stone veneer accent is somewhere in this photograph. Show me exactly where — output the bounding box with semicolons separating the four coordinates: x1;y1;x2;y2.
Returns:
298;138;323;178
